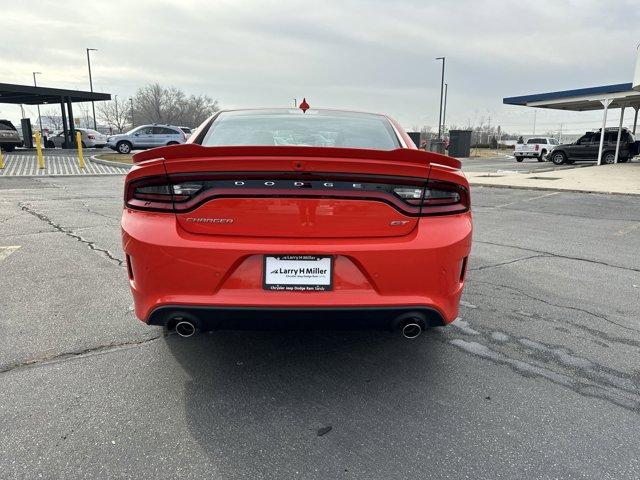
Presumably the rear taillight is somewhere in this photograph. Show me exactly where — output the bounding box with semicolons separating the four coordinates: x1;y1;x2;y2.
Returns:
534;144;539;151
393;182;468;214
419;180;469;215
125;178;174;211
125;175;468;216
88;134;96;139
392;187;423;205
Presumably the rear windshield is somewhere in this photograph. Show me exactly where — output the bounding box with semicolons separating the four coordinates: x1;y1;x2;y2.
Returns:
527;138;546;144
200;110;400;150
0;121;16;131
180;127;191;133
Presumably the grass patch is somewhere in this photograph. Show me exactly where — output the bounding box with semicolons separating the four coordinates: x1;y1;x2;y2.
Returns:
94;153;134;164
469;148;512;158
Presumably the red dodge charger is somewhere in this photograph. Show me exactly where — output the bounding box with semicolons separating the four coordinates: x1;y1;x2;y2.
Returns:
122;108;472;338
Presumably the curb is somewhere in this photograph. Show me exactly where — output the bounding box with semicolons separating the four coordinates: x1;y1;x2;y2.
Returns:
90;155;132;170
469;183;640;196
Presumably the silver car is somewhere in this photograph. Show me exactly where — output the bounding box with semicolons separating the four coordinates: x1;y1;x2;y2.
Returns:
107;124;187;154
46;128;107;149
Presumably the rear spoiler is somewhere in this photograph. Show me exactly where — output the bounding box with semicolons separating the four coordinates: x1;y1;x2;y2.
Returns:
132;144;462;169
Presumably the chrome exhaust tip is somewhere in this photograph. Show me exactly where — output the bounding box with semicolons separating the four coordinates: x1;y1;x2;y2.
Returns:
401;322;423;339
392;312;426;339
175;320;197;338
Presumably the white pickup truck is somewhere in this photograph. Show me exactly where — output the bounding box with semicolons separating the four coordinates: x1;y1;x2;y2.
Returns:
514;137;559;162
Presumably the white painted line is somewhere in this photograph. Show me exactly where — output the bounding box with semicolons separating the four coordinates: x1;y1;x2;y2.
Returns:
615;222;640;236
0;246;21;262
495;191;561;209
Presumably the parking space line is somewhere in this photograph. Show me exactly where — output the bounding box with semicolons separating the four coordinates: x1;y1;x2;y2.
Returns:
615;222;640;236
494;191;561;208
0;246;21;262
0;154;127;176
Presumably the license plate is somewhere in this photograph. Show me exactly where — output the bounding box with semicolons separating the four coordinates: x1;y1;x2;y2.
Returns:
263;255;333;291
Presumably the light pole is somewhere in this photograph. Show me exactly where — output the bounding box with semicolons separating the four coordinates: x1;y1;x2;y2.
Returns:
33;72;43;134
436;57;445;140
532;110;537;135
442;83;448;137
114;95;120;133
86;48;98;129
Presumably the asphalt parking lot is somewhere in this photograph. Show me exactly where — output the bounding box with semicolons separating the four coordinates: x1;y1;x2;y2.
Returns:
1;175;639;479
460;155;591;173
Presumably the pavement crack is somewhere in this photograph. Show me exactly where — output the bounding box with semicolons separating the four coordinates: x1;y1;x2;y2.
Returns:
449;338;640;413
475;240;640;273
0;334;166;374
471;254;550;271
476;280;640;334
19;202;124;267
82;202;120;222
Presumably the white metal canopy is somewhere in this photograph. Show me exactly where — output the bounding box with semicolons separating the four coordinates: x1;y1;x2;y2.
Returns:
504;83;640;165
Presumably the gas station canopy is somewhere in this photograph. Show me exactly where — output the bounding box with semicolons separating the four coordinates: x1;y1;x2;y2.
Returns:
0;82;110;105
503;82;640;111
503;82;640;165
0;82;111;148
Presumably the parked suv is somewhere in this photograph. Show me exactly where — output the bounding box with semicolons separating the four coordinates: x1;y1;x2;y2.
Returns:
178;126;193;138
514;137;558;162
107;124;187;154
547;128;639;165
0;120;22;152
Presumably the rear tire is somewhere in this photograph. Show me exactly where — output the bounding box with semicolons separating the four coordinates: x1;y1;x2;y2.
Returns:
46;140;55;148
551;151;566;165
515;156;523;162
602;152;616;164
116;141;132;154
3;145;15;152
538;150;546;162
618;157;629;163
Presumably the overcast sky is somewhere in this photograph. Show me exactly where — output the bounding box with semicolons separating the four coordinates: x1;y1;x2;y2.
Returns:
2;0;639;134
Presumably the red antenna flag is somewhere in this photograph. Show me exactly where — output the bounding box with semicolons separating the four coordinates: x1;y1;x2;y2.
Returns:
299;98;310;113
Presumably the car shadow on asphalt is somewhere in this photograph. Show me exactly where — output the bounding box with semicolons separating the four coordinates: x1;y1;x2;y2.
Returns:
163;327;446;473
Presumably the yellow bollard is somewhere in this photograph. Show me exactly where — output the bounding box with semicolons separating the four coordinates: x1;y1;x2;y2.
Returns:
35;131;45;169
76;131;85;169
0;148;4;169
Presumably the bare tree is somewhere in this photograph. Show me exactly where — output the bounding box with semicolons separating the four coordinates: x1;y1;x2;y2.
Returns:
97;97;131;133
39;109;64;131
76;103;93;129
132;83;219;127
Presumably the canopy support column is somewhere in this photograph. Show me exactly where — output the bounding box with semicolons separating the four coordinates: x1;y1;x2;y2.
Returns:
597;98;612;166
66;98;76;148
60;98;69;148
633;107;639;135
614;107;625;164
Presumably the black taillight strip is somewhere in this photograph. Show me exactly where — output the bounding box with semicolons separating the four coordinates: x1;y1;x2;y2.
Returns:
125;172;469;216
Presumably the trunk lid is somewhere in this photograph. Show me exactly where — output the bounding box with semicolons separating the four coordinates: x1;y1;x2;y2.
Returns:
150;145;442;238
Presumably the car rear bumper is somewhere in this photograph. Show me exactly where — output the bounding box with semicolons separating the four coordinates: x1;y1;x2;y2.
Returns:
122;209;472;327
147;305;446;330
